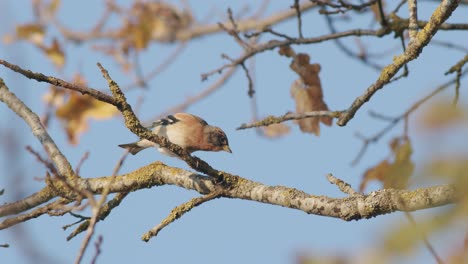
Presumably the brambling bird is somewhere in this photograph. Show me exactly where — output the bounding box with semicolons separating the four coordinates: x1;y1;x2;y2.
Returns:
118;113;232;157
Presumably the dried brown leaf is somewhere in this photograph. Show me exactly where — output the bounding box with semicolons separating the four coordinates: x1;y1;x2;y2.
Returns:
46;0;61;16
123;1;193;49
278;45;295;58
42;86;67;107
360;160;390;192
288;53;332;136
55;75;118;145
290;54;321;87
15;23;45;45
290;70;332;136
40;38;65;69
262;123;291;138
360;138;414;192
419;101;466;129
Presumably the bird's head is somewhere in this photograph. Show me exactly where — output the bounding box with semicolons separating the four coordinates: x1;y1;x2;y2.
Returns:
205;126;232;153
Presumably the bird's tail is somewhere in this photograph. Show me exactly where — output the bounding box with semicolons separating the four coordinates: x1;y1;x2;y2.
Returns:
118;143;145;155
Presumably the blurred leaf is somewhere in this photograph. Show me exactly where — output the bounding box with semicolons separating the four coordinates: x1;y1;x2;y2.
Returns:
122;1;193;49
2;34;15;44
40;38;65;69
147;2;192;41
425;158;468;207
360;138;414;192
445;242;468;264
42;85;67;107
385;208;455;255
262;123;291;138
15;23;45;45
419;101;466;129
55;75;118;145
428;159;468;181
132;22;153;50
46;0;61;16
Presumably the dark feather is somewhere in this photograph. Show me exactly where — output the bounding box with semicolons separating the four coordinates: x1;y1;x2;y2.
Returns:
118;143;145;155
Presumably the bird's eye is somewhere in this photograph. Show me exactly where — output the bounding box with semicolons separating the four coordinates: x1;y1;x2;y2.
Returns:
219;136;227;145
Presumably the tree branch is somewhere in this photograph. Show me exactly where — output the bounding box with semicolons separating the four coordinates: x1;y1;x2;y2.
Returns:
0;78;75;180
142;189;223;241
0;60;116;106
56;2;319;43
351;67;468;165
337;0;460;126
237;111;342;130
0;161;458;227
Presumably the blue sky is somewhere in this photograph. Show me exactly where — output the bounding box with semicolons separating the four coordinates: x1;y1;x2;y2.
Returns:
1;1;467;263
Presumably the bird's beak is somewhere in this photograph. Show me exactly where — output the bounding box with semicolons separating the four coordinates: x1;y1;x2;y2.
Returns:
223;145;232;153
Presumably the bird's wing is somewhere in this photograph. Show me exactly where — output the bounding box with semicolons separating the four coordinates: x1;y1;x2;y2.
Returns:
148;114;180;128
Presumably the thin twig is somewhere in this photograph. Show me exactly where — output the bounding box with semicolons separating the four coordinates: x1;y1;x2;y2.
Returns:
75;151;90;175
445;54;468;106
131;51;148;89
292;0;304;38
218;8;252;51
73;149;128;263
392;0;408;14
431;40;468;53
237;111;342;130
408;0;419;42
202;28;385;80
324;10;383;70
240;62;255;97
157;67;237;121
404;212;445;264
389;35;409;83
90;235;103;264
123;43;188;90
245;28;295;40
25;146;58;176
337;0;460;126
62;214;89;231
67;152;128;241
377;0;388;26
0;198;71;230
142;189;223;241
326;174;359;196
314;0;378;13
0;60;116;106
351;68;468;165
66;192;128;240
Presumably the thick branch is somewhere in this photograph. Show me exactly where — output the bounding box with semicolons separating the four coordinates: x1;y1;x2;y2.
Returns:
0;187;56;217
0;162;457;223
0;78;75;180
